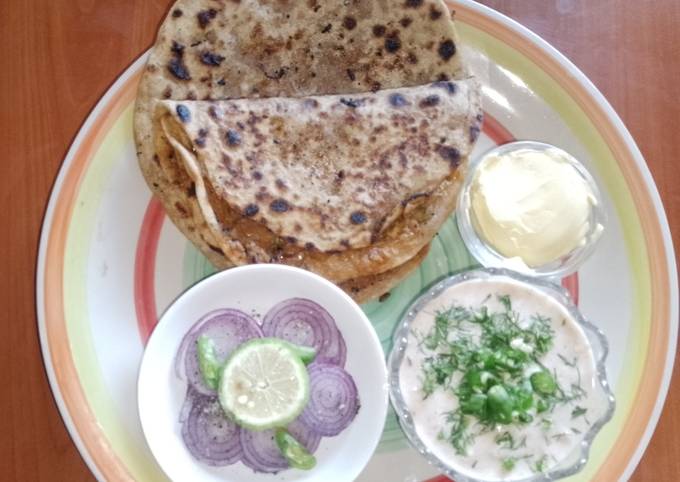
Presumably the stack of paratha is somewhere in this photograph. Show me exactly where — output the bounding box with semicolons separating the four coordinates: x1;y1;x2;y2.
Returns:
135;0;483;302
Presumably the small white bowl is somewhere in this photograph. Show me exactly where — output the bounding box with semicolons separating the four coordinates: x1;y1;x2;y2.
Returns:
138;264;388;482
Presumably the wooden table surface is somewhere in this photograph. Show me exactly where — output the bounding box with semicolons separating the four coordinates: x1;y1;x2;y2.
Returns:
1;0;678;480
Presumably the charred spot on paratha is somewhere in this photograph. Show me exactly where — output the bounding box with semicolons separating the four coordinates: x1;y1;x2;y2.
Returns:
438;39;456;61
437;145;461;167
429;6;443;20
400;17;413;28
200;51;225;66
340;98;364;108
389;93;409;107
172;9;183;18
168;57;191;80
176;104;191;122
372;24;386;37
419;95;440;108
343;17;357;30
405;0;424;8
244;204;259;217
270;199;290;212
385;33;402;53
197;9;217;29
350;211;368;224
433;80;457;94
225;129;242;146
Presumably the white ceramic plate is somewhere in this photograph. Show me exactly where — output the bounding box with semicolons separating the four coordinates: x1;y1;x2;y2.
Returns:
138;265;388;482
36;1;677;481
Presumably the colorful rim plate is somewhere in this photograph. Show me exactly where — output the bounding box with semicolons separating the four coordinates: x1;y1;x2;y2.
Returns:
36;1;678;481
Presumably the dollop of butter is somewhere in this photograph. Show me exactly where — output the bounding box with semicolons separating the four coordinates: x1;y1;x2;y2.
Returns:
470;148;598;268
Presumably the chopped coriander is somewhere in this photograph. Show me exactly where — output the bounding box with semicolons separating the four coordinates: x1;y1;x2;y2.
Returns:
414;293;588;470
571;406;588;419
558;353;577;367
533;455;549;473
502;457;516;471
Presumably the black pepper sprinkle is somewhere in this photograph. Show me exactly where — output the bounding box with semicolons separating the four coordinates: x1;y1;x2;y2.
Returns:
167;58;191;80
226;129;242;146
200;51;225;66
372;25;386;37
340;98;364;108
176;104;191;123
438;39;456;61
438;146;461;166
350;211;367;224
419;95;440;108
385;35;401;53
244;204;259;217
270;199;290;212
343;16;357;30
197;8;217;29
432;80;457;94
321;23;332;33
389;93;409;107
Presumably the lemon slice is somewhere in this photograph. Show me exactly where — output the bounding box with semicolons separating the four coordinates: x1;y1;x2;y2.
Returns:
218;338;310;431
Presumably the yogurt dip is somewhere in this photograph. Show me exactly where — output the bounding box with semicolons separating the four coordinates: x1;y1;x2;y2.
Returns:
398;276;599;481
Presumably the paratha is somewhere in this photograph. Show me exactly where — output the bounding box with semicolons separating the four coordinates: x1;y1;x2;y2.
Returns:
156;80;480;261
134;0;482;300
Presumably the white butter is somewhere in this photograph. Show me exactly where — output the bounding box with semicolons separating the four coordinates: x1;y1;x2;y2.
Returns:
469;148;598;268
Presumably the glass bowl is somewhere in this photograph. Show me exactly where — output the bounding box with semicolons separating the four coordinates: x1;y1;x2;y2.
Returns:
456;141;606;278
387;268;616;482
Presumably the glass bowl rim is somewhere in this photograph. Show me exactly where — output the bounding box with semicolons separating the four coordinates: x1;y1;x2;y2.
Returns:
456;140;607;278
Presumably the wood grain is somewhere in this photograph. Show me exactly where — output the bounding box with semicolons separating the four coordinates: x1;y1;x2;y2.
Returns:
0;0;677;480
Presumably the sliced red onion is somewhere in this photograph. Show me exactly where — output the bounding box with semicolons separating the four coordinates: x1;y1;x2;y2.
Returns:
240;419;322;474
176;309;263;395
181;392;242;466
300;363;359;436
262;298;346;366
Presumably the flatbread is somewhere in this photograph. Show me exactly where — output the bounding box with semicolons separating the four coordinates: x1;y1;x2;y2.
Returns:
134;0;481;300
156;80;480;253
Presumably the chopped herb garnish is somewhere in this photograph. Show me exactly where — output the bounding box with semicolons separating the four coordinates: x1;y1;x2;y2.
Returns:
571;406;588;419
502;457;516;471
416;294;586;467
558;353;577;367
533;455;549;473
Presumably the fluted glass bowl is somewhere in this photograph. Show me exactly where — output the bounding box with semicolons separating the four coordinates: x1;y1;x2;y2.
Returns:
387;268;616;482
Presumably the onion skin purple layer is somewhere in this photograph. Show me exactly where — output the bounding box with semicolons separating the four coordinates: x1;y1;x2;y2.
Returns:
177;309;263;395
240;419;321;473
181;390;243;466
262;298;347;367
300;363;360;437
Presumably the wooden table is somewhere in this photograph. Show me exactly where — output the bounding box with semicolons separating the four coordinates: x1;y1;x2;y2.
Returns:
1;0;677;480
